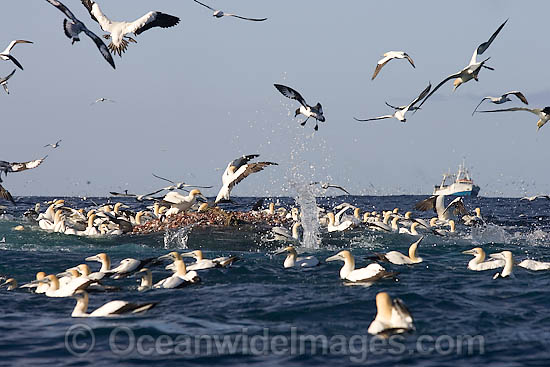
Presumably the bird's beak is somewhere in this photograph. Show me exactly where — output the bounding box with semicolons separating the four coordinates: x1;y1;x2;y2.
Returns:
489;253;504;260
326;254;340;262
461;249;475;255
85;255;99;261
56;271;71;278
157;253;174;261
180;252;195;258
273;248;288;255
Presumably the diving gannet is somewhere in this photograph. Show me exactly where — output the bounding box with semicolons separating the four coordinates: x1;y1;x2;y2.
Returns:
0;40;32;70
0;278;17;291
180;250;238;270
490;251;514;279
520;195;550;202
367;292;414;336
326;250;395;282
193;0;267;22
310;182;350;195
91;97;115;105
135;268;153;291
476;106;550;131
415;195;467;221
372;236;424;265
371;51;415;80
44;0;115;69
81;0;180;56
0;69;16;94
462;247;505;271
471;91;528;115
71;290;156;317
274;246;319;268
418;19;508;108
274;84;325;131
354;82;431;123
154;259;200;289
44;139;62;148
215;154;277;204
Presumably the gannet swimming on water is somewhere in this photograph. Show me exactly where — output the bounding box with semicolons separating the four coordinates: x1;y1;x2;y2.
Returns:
471;91;528;115
135;268;153;291
418;19;508;108
44;0;115;69
71;290;156;317
490;251;514;279
81;0;180;57
180;250;238;270
91;97;115;105
476;106;550;131
372;237;424;265
462;247;505;271
326;212;354;232
398;222;421;236
162;189;206;216
517;259;550;271
367;292;415;336
415;195;467;221
462;207;484;226
432;220;456;235
44;139;62;148
154;259;200;289
21;272;49;293
0;40;32;70
0;278;17;290
38;274;93;297
85;253;111;272
371;51;415;80
274;84;326;131
520;195;550;202
107;257;157;279
274;246;319;268
215;154;277;204
354;83;431;123
0;69;16;95
271;222;302;242
193;0;267;22
326;250;395;282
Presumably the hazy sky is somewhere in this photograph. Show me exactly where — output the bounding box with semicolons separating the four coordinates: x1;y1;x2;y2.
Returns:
2;0;549;198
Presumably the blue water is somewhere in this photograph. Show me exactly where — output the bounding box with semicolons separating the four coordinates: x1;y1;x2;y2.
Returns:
1;196;550;366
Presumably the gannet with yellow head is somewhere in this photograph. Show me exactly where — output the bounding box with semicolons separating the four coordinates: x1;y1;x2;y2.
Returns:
326;250;395;282
271;222;301;242
180;250;238;271
38;274;93;297
162;189;206;216
135;268;153;291
154;259;200;288
373;236;424;265
71;290;156;317
85;253;111;273
462;248;505;271
0;277;17;290
326;212;354;232
274;246;319;268
367;292;415;336
490;250;514;279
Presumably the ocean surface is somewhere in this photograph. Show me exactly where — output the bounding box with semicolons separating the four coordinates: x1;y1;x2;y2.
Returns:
1;195;550;366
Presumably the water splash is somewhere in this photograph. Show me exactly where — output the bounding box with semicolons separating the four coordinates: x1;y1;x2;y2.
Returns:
163;226;192;249
293;182;321;248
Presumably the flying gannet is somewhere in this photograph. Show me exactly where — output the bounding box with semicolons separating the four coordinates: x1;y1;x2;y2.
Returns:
44;0;115;69
371;51;415;80
490;251;514;279
417;19;508;108
274;246;319;268
81;0;180;57
367;292;415;336
354;83;431;123
471;91;528;115
0;40;32;70
193;0;267;22
44;139;62;148
520;195;550;202
0;69;16;95
462;247;505;271
274;84;326;131
476;106;550;131
310;182;350;195
371;236;424;265
0;155;47;204
215;154;277;204
91;97;115;105
326;250;396;282
71;290;156;317
152;173;213;191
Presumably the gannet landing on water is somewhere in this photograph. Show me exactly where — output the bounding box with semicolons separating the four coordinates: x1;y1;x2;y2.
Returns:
44;0;115;69
418;19;508;108
371;237;424;265
477;106;550;131
44;139;62;148
490;251;514;279
71;290;156;317
0;40;32;70
193;0;267;22
471;91;528;115
215;154;277;204
354;83;431;123
371;51;415;80
91;97;115;105
274;84;325;131
81;0;180;57
520;195;550;201
368;292;414;336
415;195;467;221
0;69;16;95
274;246;319;268
326;250;396;282
462;248;505;271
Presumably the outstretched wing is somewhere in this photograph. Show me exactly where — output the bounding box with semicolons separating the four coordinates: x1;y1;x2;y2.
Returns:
354;115;394;122
82;28;116;69
442;197;468;217
416;71;462;108
227;14;267;21
476;107;539;116
0;69;16;84
503;91;528;105
325;184;350;195
46;0;78;22
229;162;277;190
407;82;431;110
193;0;216;11
5;55;24;71
274;84;307;107
415;196;437;212
371;56;392;80
0;184;15;205
471;97;490;115
126;11;180;36
8;156;47;173
230;154;260;170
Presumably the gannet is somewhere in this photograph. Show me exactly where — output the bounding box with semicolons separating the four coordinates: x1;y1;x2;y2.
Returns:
81;0;180;57
0;69;16;95
518;259;550;271
38;274;93;297
0;155;47;177
180;250;238;270
75;263;105;281
85;253;111;272
71;290;156;317
463;247;503;272
490;251;514;279
310;182;350;195
193;0;267;22
91;97;115;105
0;184;14;205
399;222;421;236
271;222;302;241
20;272;48;293
106;257;157;279
0;40;32;70
415;195;467;221
418;19;508;108
154;259;200;289
367;292;414;336
432;220;456;235
354;83;431;123
44;0;115;69
326;250;395;282
274;84;325;131
471;91;528;115
152;173;213;191
462;207;484;226
274;246;319;268
326;212;354;232
371;51;415;80
520;195;550;202
372;237;424;265
215;154;277;204
0;278;17;290
44;139;62;148
135;268;152;291
162;189;206;215
476;106;550;131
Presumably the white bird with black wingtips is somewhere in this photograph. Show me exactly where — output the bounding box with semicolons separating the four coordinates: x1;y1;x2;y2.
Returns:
471;91;528;115
193;0;267;22
274;84;326;131
476;106;550;131
71;290;156;317
371;51;415;80
44;140;62;149
0;69;16;95
81;0;180;57
0;40;32;70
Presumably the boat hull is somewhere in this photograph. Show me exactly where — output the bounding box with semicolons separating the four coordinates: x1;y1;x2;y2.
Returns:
433;183;480;197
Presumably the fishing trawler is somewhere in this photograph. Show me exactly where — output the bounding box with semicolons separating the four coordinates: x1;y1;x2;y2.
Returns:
433;162;480;197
